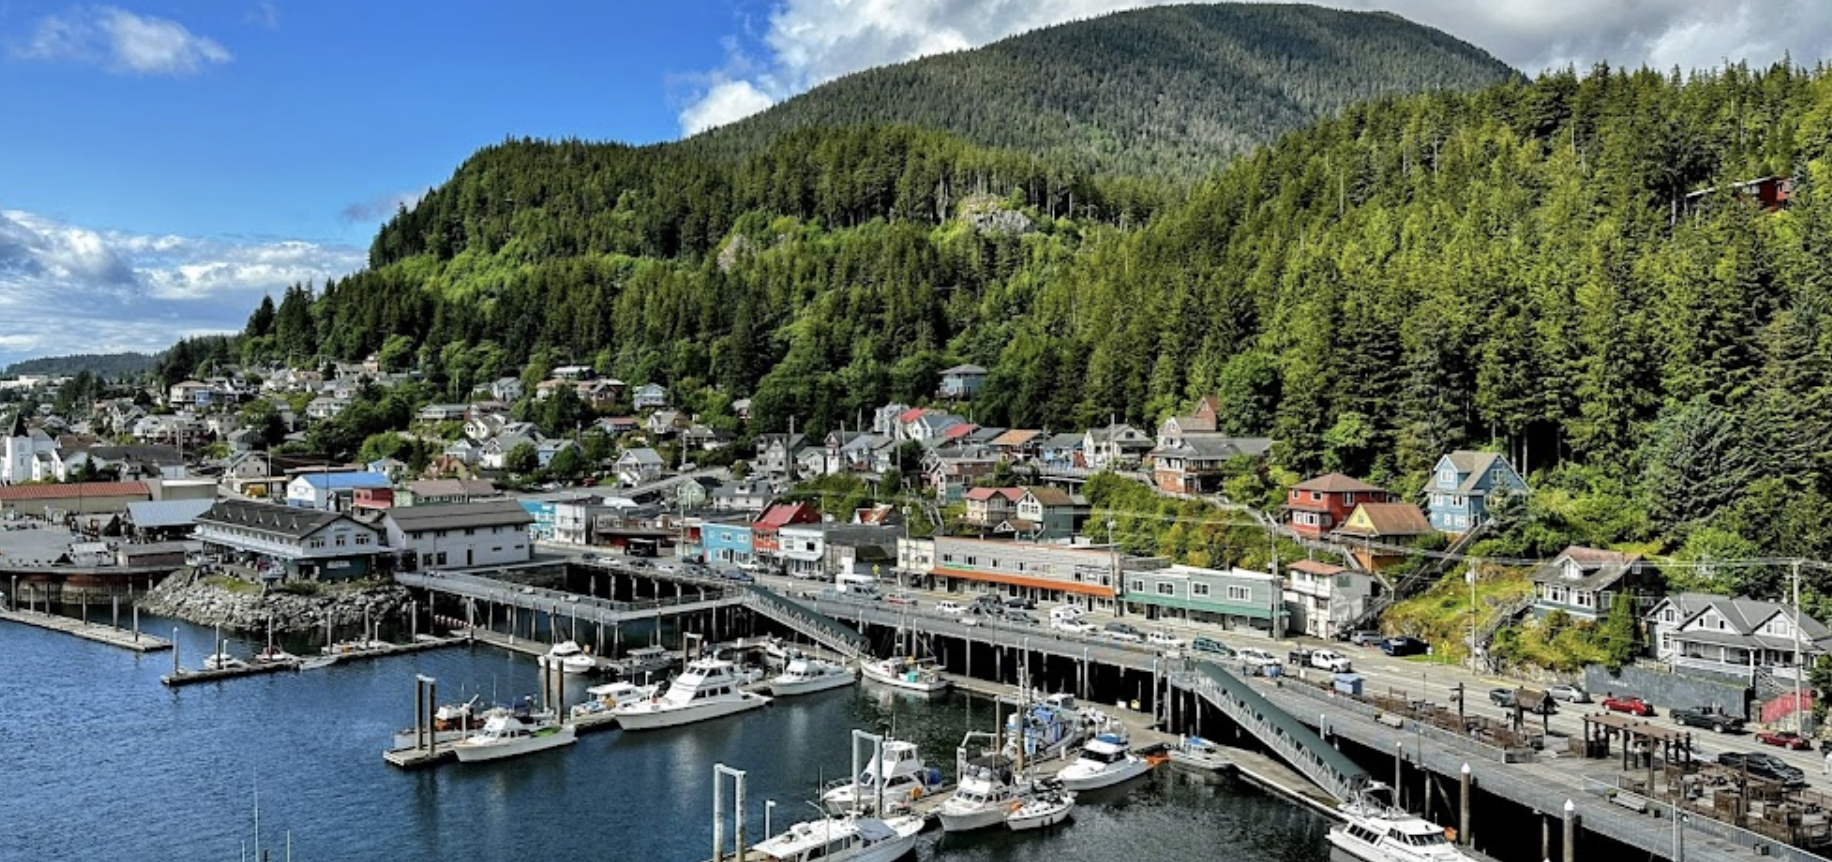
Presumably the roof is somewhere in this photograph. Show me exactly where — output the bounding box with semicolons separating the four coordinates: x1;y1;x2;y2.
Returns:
0;481;149;502
963;487;1023;502
1529;545;1647;589
1336;503;1432;537
1442;450;1519;494
897;407;928;423
406;479;499;498
1042;432;1084;450
988;429;1042;447
755;501;819;528
941;364;988;375
1151;435;1273;460
1292;472;1388;494
1652;593;1832;646
385;498;534;532
1288;559;1348;576
293;472;391;491
1020;485;1079;507
942;423;978;441
126;499;215;528
197;499;356;540
1163;413;1218;433
619;448;664;465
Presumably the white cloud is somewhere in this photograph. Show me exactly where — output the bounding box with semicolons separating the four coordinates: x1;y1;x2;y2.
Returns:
13;6;232;75
675;0;1832;136
0;210;364;367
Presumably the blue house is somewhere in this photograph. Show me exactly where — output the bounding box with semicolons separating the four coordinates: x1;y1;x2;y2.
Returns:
701;519;754;566
938;364;988;398
1425;450;1527;534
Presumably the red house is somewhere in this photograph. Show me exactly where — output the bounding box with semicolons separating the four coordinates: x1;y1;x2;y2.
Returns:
1285;473;1397;539
751;501;821;560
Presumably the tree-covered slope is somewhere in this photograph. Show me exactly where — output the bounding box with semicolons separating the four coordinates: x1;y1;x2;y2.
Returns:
684;3;1518;180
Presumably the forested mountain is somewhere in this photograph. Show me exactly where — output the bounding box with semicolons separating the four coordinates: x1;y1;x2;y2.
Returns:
177;53;1832;571
5;352;156;379
686;3;1518;181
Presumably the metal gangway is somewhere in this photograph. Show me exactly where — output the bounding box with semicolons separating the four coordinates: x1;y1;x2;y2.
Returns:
1169;660;1369;803
736;585;869;660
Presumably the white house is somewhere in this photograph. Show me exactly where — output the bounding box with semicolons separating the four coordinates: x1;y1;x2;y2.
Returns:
1645;592;1832;682
616;448;665;486
383;499;534;570
1282;559;1376;640
285;471;391;510
778;523;829;579
633;383;669;410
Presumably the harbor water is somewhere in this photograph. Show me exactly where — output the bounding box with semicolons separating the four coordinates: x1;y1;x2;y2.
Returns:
0;614;1330;861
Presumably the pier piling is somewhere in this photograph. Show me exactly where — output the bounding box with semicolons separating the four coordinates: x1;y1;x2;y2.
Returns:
1460;762;1471;847
1563;799;1577;862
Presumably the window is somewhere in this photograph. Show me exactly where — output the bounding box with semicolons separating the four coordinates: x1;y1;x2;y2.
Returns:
1193;583;1210;597
1131;579;1144;592
1157;582;1174;596
334;534;347;547
1309;491;1322;502
942;553;954;564
1344;493;1355;505
966;556;977;566
1439;468;1455;486
309;538;325;548
1227;585;1250;601
464;528;475;536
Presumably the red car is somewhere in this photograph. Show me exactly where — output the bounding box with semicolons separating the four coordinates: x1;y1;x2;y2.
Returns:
1756;730;1814;751
1601;695;1655;716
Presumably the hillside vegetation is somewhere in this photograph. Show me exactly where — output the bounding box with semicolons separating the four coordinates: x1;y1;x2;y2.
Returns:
686;3;1517;181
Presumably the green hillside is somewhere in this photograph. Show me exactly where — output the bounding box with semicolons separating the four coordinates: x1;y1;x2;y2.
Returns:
686;3;1518;181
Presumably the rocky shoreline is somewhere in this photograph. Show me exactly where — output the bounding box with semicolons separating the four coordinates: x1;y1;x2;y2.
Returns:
140;568;412;634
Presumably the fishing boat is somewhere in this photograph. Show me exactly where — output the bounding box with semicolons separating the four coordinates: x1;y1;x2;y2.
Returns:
1167;734;1230;771
1006;787;1076;831
751;813;925;862
859;656;950;694
610;644;677;678
938;756;1037;832
569;680;659;719
449;710;576;763
538;640;598;674
821;738;944;815
1055;733;1152;791
768;657;856;696
1002;693;1099;761
610;657;771;730
1327;784;1472;862
391;695;488;748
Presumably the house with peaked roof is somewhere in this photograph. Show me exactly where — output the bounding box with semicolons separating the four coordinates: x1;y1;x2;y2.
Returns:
194;498;384;581
1333;502;1433;570
938;364;988;398
926;453;999;502
632;383;669;410
963;487;1025;528
1529;546;1660;622
1156;394;1222;443
755;433;807;476
711;480;773;515
892;406;928;441
1083;424;1153;470
399;478;499;507
615;448;666;486
1645;592;1832;682
645;410;686;437
1149;435;1272;494
1283;558;1378;640
1038;432;1086;471
1285;473;1399;539
751;501;821;563
1015;485;1089;540
988;428;1043;461
383;498;534;570
823;430;872;475
872;403;910;436
1425;450;1528;534
285;471;390;511
908;412;966;445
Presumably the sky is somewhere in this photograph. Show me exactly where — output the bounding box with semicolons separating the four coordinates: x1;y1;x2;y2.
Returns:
2;0;1830;370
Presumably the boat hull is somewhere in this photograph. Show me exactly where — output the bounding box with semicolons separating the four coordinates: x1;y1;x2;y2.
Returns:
769;670;856;697
1057;757;1151;791
937;805;1010;833
1007;800;1073;831
860;663;950;694
612;693;770;730
1167;750;1230;771
450;725;577;762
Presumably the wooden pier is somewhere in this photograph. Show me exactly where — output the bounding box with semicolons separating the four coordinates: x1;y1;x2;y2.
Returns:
162;659;299;687
163;634;470;687
0;607;170;652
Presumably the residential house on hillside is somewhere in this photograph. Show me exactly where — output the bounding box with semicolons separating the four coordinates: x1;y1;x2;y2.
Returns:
1014;486;1089;540
1083;424;1152;470
988;429;1043;462
442;438;482;467
632;383;669;410
1038;433;1086;471
1285;473;1399;539
399;479;499;506
488;376;523;402
1149;435;1272;494
306;396;344;421
755;433;807;476
711;480;773;514
167;380;210;408
963;487;1025;528
1529;546;1660;622
593;416;639;436
1646;592;1832;682
908;412;966;445
645;410;686;437
750;501;821;564
925;452;998;502
285;471;390;510
1332;502;1433;570
1156;395;1222;443
615;448;666;486
731;398;751;422
416;404;469;423
938;364;988;398
480;429;541;471
1425;451;1528;533
823;430;872;475
576;378;623;408
892;407;927;441
681;424;728;452
536;438;581;467
1283;559;1377;640
793;445;826;479
872;403;909;436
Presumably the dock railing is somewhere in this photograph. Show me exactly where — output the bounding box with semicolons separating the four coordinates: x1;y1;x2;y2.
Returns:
1170;660;1369;803
1270;673;1530;763
737;586;868;660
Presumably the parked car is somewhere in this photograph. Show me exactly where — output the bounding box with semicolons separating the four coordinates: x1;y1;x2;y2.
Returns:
1545;684;1591;703
883;592;918;606
1601;694;1656;716
1104;622;1145;643
1347;630;1385;647
1670;706;1745;733
1755;730;1814;751
1147;631;1185;649
720;569;755;584
580;553;602;564
1236;648;1280;672
1004;595;1037;610
1309;649;1353;672
1287;646;1315;665
1716;751;1808;787
935;601;966;615
1381;637;1429;657
1488;688;1518;707
1052;617;1097;634
1190;637;1233;658
737;560;764;573
1003;611;1040;627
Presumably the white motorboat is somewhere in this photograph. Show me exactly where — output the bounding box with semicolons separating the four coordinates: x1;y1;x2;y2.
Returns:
821;738;944;814
1167;734;1230;771
392;695;487;748
768;657;857;696
610;657;771;730
1055;733;1152;791
751;813;924;862
1327;785;1472;862
449;711;576;763
538;640;599;674
938;757;1039;833
859;656;950;694
569;680;660;719
611;644;678;678
1006;787;1076;831
202;650;248;672
253;645;297;664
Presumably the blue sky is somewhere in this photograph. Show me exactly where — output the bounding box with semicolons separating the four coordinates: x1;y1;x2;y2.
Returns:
2;0;1829;369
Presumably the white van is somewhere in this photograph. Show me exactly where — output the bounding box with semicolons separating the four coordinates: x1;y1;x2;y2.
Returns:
833;573;882;599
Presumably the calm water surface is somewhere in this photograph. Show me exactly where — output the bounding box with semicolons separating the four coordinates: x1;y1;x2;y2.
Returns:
0;615;1329;861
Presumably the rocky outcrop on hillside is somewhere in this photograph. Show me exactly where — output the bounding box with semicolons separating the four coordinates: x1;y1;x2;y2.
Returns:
140;567;410;634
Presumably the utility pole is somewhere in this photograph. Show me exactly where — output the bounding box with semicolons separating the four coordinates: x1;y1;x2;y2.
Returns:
1794;560;1806;734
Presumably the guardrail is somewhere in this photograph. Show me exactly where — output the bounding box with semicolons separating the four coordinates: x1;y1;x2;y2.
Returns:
1578;775;1830;862
1171;662;1369;802
1270;674;1528;764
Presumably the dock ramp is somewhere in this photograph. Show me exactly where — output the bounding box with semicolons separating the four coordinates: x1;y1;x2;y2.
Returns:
1171;660;1369;803
736;586;868;660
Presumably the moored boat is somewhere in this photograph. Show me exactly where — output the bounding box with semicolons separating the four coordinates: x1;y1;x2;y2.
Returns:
1054;733;1152;791
1006;787;1076;831
538;640;599;674
449;710;576;763
751;813;924;862
937;756;1043;833
610;644;678;678
859;656;949;694
391;695;488;748
1327;785;1472;862
610;657;771;730
569;680;659;719
768;657;856;696
1167;734;1230;771
820;738;944;815
202;650;248;671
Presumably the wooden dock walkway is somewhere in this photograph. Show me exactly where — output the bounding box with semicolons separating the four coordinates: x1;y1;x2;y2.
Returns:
164;635;470;687
0;607;170;652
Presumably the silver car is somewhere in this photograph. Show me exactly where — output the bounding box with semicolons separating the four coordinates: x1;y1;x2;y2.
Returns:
1546;684;1591;703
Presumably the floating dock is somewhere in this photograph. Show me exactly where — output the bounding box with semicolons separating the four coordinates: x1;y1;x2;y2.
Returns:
161;660;299;687
163;635;469;687
0;607;170;652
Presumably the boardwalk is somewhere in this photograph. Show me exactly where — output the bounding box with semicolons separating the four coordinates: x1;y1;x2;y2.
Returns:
0;607;170;652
